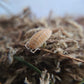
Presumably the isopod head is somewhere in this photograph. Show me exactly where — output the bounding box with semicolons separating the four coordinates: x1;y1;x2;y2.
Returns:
25;28;52;53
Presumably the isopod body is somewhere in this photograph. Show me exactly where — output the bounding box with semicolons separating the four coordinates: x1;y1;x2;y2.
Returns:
25;28;52;53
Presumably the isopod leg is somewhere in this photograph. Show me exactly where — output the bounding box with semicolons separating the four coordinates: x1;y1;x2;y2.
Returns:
42;42;47;48
25;41;30;50
31;48;40;53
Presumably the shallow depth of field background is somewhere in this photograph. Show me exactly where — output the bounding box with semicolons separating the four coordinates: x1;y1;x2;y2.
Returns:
0;0;84;17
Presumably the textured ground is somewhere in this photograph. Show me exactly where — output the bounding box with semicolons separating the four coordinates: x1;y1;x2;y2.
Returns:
0;8;84;84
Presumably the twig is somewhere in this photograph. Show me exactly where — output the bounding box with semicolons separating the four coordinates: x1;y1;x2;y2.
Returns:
14;56;41;74
59;53;84;63
40;48;84;63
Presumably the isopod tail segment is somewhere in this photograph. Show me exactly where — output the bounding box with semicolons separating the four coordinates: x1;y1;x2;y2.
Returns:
25;41;40;53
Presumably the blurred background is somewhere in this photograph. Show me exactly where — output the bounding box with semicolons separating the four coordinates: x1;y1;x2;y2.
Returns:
0;0;84;17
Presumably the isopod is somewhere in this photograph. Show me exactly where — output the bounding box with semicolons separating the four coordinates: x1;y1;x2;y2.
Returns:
25;28;52;53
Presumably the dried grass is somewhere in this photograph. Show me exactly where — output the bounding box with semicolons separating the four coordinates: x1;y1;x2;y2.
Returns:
0;8;84;84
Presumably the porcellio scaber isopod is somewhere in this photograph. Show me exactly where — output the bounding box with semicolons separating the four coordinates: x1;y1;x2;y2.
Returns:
25;28;52;53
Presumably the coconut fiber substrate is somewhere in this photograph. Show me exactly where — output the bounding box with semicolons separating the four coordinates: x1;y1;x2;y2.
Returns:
0;8;84;84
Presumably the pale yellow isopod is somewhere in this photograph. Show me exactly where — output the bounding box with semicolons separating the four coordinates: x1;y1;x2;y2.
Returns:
25;28;52;53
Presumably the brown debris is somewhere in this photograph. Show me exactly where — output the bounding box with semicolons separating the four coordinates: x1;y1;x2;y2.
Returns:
0;8;84;84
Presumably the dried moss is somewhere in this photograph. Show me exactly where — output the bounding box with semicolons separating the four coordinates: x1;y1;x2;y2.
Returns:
0;8;84;84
